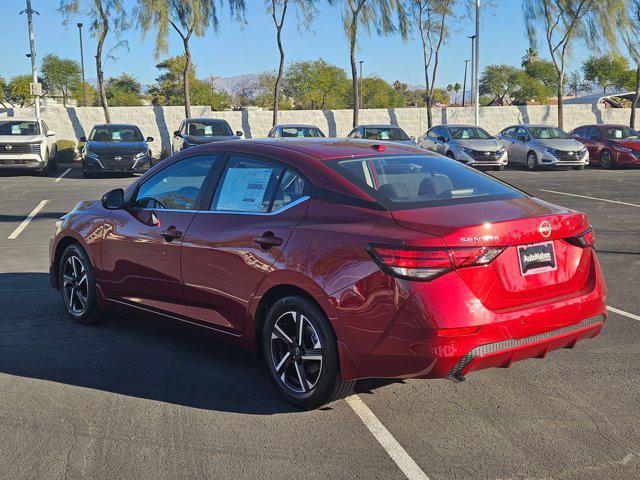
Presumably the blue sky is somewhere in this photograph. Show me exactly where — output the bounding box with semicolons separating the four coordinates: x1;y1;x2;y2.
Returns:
0;0;621;89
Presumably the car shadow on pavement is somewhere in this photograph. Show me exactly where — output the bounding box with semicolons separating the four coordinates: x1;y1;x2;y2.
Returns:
0;272;305;415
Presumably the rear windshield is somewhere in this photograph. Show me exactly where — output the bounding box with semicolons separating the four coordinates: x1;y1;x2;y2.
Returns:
90;126;143;142
0;121;40;136
186;121;232;137
329;155;524;209
363;127;409;141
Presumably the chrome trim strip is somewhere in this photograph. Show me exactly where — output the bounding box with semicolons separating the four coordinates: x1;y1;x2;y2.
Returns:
448;314;605;377
133;195;310;216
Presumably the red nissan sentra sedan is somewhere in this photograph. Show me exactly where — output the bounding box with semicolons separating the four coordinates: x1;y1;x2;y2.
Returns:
50;139;606;409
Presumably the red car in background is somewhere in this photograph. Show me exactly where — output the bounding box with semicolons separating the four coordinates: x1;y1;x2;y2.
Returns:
50;139;606;409
571;124;640;169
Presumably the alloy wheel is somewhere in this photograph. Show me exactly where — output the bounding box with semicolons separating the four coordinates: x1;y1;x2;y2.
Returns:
601;150;612;169
527;152;537;170
270;311;324;394
62;255;89;315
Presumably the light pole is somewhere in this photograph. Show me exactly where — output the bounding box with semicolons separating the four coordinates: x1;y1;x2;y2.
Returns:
474;0;480;126
462;59;469;107
468;35;476;109
20;0;40;120
77;22;87;107
358;60;364;110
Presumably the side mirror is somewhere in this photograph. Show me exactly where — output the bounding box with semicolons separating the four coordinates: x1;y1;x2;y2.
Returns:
79;136;87;142
46;130;56;137
437;135;447;142
101;188;124;210
410;136;416;141
146;136;154;142
173;130;181;137
236;131;243;137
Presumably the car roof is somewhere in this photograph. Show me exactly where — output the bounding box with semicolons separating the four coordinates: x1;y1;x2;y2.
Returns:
0;117;39;122
92;123;141;128
439;124;483;129
186;118;229;123
357;124;405;129
276;124;320;129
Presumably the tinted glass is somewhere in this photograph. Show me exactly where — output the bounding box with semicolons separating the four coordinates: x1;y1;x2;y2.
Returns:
212;156;283;213
572;128;585;137
330;155;523;209
186;121;232;137
362;127;409;141
90;125;143;142
272;171;308;211
426;129;439;139
529;127;570;139
133;156;215;210
280;127;325;138
449;127;493;140
502;127;515;138
600;126;640;139
0;121;40;136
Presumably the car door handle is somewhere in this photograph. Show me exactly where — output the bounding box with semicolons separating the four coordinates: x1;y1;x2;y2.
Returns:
253;234;283;249
160;227;182;242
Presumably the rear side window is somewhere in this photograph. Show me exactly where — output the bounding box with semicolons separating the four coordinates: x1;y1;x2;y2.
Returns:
328;155;524;209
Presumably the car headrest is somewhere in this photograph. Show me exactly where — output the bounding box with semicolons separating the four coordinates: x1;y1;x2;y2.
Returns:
377;183;411;198
418;174;453;197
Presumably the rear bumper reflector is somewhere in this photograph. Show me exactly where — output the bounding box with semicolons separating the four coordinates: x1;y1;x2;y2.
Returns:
448;314;605;377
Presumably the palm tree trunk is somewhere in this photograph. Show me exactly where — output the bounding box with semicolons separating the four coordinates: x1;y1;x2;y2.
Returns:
350;33;359;128
96;5;110;123
183;38;192;119
631;66;640;129
273;24;285;126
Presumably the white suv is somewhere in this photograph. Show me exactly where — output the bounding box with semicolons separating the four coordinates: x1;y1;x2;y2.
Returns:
0;117;57;174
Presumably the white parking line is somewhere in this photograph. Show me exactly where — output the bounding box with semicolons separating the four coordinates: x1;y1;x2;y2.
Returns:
346;394;430;480
608;306;640;322
54;168;72;183
540;189;640;208
7;200;49;240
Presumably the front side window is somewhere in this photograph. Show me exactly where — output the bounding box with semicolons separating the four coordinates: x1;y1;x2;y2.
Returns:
362;127;409;141
0;121;40;136
426;128;439;139
449;126;493;140
212;156;283;213
502;127;515;138
600;126;640;140
133;155;216;210
529;127;570;140
328;155;524;209
186;121;232;137
90;126;143;142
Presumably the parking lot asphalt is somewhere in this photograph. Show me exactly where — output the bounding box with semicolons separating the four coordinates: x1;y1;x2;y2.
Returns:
0;165;638;480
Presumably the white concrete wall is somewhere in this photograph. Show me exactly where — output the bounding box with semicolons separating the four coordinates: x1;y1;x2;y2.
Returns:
1;104;633;157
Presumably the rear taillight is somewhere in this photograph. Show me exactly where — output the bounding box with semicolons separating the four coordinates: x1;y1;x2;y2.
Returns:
565;226;596;248
367;244;504;281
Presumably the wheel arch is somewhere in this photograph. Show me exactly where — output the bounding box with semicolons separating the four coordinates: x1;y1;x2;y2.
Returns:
51;233;93;289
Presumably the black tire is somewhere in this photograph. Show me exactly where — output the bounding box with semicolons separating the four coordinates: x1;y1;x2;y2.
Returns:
58;244;107;325
600;149;615;169
573;165;585;170
526;151;538;171
446;151;455;159
262;296;354;410
493;165;505;171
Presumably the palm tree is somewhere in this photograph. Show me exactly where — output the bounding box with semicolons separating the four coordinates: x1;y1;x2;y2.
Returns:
521;47;539;69
267;0;317;126
138;0;246;119
330;0;408;127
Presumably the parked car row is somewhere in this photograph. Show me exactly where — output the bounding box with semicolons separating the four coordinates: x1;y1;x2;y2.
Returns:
2;115;639;176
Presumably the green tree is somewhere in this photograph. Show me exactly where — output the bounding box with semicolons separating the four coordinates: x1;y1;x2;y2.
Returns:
410;0;458;128
74;81;98;106
566;70;588;97
106;73;143;106
330;0;407;126
361;77;405;108
284;59;350;109
7;75;33;107
392;81;425;106
523;0;627;128
512;75;549;104
0;77;8;108
59;0;129;123
582;54;630;92
521;47;540;69
523;58;557;93
267;0;316;125
479;65;523;104
138;0;246;119
41;54;81;107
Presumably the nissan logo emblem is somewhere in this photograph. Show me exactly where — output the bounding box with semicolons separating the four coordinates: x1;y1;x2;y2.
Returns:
539;221;552;238
114;156;122;161
4;145;12;151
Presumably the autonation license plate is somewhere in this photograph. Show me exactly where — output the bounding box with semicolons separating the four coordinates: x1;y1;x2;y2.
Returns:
517;241;557;276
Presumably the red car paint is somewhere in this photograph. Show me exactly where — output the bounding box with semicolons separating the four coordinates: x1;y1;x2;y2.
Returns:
571;124;640;167
50;139;606;382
